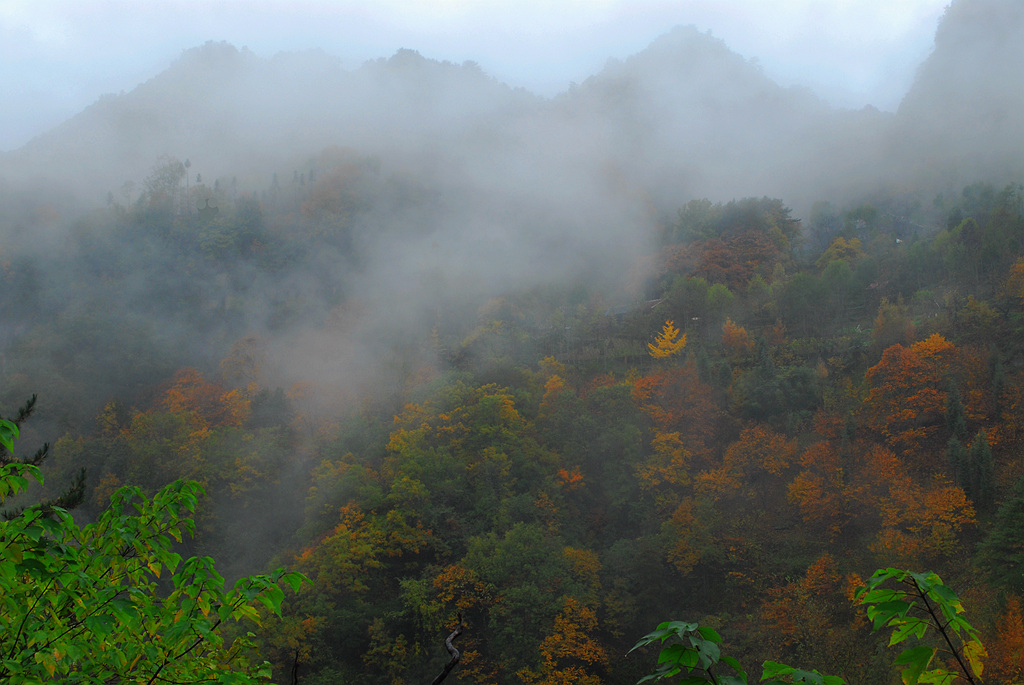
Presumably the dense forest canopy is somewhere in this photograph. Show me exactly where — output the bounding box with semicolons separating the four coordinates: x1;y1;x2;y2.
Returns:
4;0;1024;683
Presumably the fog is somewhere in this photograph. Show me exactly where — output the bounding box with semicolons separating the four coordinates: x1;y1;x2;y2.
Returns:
1;0;1023;459
1;0;950;152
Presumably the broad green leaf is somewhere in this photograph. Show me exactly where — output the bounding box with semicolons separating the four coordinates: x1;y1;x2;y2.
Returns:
282;571;306;593
85;614;116;637
720;654;745;675
720;675;749;685
894;645;936;685
658;644;686;664
680;647;700;669
859;588;905;604
695;637;721;669
870;599;914;617
927;583;960;607
19;558;48;574
697;626;723;643
889;616;930;645
0;418;18;452
762;661;792;679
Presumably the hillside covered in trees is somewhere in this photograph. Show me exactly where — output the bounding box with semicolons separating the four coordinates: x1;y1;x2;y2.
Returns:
4;0;1024;683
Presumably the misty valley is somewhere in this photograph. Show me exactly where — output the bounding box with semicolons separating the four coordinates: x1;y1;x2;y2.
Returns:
5;0;1024;683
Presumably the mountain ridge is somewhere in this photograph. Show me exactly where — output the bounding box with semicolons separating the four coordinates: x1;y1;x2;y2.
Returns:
2;0;1022;212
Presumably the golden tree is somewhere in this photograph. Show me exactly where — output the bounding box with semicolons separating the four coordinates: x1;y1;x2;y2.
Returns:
648;320;687;359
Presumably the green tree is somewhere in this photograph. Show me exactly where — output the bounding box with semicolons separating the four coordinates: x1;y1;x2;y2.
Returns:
142;154;187;211
979;475;1024;592
965;430;995;511
946;436;968;490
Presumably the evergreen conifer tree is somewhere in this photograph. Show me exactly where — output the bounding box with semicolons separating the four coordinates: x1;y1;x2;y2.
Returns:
945;380;969;443
966;430;995;511
947;436;968;488
980;475;1024;591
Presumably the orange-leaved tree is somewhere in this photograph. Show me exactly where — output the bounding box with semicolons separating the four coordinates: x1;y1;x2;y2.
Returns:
862;334;959;460
987;594;1024;683
721;318;755;359
521;597;608;685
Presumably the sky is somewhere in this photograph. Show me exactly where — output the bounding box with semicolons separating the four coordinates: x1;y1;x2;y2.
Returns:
0;0;950;152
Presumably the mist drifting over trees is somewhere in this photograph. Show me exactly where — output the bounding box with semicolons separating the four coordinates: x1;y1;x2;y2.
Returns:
4;0;1024;682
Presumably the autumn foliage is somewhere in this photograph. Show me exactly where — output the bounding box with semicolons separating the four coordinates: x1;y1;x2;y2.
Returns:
648;320;687;358
862;334;959;458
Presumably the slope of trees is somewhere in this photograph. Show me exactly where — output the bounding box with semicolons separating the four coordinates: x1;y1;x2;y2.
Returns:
6;152;1024;683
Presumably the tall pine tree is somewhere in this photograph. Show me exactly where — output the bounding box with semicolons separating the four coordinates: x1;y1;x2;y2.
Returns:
980;475;1024;591
966;430;995;511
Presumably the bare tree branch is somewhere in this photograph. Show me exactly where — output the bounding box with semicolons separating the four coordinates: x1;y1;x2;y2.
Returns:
429;614;463;685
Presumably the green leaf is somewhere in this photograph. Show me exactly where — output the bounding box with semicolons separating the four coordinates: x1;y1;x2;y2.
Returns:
927;583;960;606
697;626;723;643
720;654;745;675
255;585;285;616
658;644;687;665
759;661;842;685
679;647;700;669
84;614;116;637
762;661;791;679
19;558;48;574
894;645;936;685
859;588;905;604
282;571;306;593
889;616;930;645
692;636;720;669
720;675;749;685
870;599;914;620
0;418;18;452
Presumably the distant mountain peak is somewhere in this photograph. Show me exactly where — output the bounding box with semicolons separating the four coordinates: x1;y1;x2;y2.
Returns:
894;0;1024;183
933;0;1024;47
643;24;738;58
900;0;1024;115
171;40;255;71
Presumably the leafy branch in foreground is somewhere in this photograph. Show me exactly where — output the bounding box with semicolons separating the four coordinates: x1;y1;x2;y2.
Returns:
628;621;748;685
1;396;86;520
0;458;306;684
856;568;985;685
0;418;16;454
634;569;984;685
629;620;843;685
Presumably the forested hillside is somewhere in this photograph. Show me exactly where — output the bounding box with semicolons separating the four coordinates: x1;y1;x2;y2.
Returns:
4;0;1024;683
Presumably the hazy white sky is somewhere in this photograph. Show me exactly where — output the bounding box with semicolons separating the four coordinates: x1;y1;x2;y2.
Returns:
0;0;950;152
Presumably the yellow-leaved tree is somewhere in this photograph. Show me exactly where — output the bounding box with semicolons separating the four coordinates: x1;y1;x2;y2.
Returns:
649;320;687;359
